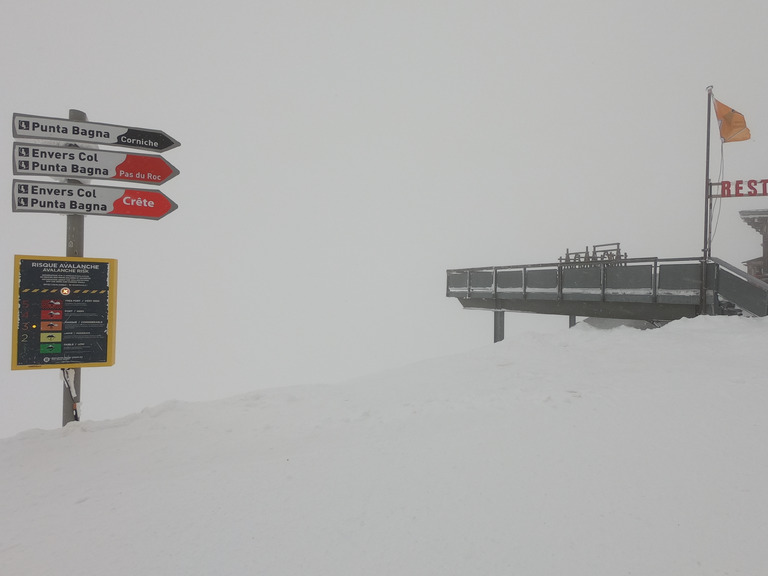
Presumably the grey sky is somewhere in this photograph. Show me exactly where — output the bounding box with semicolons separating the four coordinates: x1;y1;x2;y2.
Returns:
2;1;767;436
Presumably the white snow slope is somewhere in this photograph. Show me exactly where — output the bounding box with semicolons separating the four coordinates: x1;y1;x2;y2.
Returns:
1;315;767;576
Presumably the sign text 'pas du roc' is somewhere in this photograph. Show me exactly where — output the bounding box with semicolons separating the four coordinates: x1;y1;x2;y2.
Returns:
11;112;180;220
13;143;178;185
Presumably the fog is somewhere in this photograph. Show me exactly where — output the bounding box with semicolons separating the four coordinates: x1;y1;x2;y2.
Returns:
2;1;767;436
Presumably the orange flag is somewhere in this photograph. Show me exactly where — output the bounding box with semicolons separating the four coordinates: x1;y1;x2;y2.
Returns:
714;98;751;142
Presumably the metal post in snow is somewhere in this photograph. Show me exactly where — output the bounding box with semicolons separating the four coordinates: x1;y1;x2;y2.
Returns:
493;311;505;343
62;109;86;426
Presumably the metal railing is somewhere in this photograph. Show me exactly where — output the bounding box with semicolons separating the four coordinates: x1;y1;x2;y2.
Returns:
711;257;768;316
448;256;696;300
447;256;768;317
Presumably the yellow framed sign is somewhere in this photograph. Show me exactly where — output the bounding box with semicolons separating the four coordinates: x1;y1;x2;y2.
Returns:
12;255;117;369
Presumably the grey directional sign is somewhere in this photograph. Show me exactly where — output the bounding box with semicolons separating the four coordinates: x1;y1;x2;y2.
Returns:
13;143;179;184
13;113;180;152
12;179;178;220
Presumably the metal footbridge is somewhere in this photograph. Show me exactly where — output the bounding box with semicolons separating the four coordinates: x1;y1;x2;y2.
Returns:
447;255;768;337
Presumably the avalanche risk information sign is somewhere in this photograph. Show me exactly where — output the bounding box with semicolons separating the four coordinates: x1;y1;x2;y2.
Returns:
12;256;117;370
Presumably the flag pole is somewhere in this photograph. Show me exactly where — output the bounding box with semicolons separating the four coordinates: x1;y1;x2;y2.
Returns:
704;86;713;259
701;86;714;314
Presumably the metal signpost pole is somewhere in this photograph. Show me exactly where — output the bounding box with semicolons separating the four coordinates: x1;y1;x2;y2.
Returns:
62;108;86;426
11;108;179;428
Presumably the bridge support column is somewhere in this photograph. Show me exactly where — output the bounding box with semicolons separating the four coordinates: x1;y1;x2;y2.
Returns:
493;311;505;342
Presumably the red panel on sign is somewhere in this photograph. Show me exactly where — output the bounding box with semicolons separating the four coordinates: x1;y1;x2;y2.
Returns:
41;310;63;320
111;190;174;218
114;155;174;184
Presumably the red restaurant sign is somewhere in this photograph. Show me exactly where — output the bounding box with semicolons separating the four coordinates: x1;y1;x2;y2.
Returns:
713;179;768;198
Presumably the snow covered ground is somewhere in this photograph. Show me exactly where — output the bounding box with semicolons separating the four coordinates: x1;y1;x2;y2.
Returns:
1;315;767;575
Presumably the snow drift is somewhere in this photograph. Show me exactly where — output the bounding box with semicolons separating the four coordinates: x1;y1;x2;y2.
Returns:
1;315;767;575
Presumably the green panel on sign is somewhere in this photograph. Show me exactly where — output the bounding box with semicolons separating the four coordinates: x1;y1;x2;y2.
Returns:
40;343;62;354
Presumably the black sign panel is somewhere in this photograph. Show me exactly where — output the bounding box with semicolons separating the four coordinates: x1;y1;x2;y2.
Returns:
13;113;180;152
12;256;117;369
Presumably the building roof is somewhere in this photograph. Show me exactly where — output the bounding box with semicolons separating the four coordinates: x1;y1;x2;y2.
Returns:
739;209;768;234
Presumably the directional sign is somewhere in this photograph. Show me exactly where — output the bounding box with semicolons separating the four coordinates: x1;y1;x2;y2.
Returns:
13;143;179;185
12;179;178;220
13;113;179;151
12;255;117;370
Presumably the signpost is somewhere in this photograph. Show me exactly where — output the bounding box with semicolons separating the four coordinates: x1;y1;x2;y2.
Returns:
13;143;179;185
13;113;180;151
9;108;180;427
12;180;178;220
12;256;117;370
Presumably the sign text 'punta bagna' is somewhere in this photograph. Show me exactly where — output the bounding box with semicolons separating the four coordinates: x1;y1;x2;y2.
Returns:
13;143;179;185
12;180;178;220
11;112;180;220
10;111;180;373
13;113;180;152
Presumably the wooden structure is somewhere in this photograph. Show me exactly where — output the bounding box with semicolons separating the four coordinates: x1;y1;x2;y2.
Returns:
740;209;768;282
